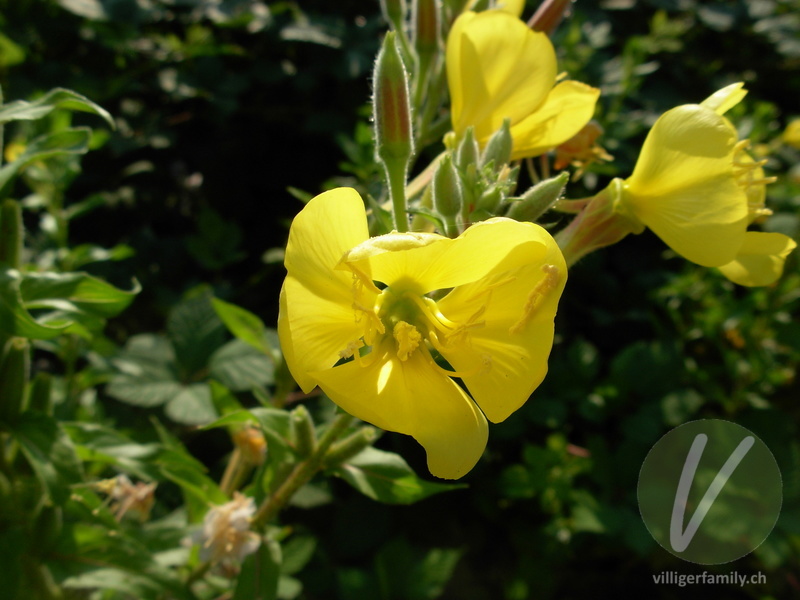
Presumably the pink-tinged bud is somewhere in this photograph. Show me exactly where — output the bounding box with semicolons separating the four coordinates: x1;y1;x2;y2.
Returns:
373;32;414;164
528;0;574;36
413;0;439;55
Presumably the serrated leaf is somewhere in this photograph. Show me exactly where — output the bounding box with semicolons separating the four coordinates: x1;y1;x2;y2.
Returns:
164;384;218;425
209;339;274;391
0;87;114;127
212;296;274;357
11;412;84;504
0;268;70;339
332;447;465;505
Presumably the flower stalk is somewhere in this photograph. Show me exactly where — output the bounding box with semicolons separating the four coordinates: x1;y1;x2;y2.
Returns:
251;412;355;528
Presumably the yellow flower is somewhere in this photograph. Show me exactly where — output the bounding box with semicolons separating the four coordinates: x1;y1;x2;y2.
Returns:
446;10;599;160
783;119;800;149
278;188;566;479
616;83;795;285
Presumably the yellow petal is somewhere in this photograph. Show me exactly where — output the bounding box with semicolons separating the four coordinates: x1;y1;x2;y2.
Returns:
447;10;557;143
340;218;546;294
278;276;377;393
700;82;747;116
311;345;489;479
279;188;372;392
437;222;566;422
495;0;525;17
284;187;370;298
717;232;797;287
624;104;749;266
509;80;600;160
783;120;800;149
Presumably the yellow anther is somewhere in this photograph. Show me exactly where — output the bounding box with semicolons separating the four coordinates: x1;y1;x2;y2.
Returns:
393;321;422;361
509;264;561;335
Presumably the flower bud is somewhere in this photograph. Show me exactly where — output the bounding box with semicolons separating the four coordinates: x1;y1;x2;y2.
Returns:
0;199;23;268
374;32;414;165
28;372;53;415
233;426;267;466
290;404;317;458
323;426;381;469
456;126;480;174
412;0;439;56
432;154;463;218
481;118;512;170
506;172;569;222
0;337;29;424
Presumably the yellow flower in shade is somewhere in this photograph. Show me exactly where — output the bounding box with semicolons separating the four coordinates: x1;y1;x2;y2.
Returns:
616;83;795;286
783;119;800;149
446;10;599;160
278;188;566;479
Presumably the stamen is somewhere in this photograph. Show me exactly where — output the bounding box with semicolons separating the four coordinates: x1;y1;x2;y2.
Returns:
393;321;422;361
509;264;561;334
405;293;460;331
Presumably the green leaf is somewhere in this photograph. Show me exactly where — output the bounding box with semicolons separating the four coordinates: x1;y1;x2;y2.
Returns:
0;32;25;68
21;270;139;318
164;384;218;425
106;334;182;407
0;128;93;197
157;447;228;522
0;87;114;127
209;339;275;391
332;447;466;505
212;296;274;357
168;291;226;376
11;412;84;504
0;268;70;339
234;535;282;600
65;422;161;480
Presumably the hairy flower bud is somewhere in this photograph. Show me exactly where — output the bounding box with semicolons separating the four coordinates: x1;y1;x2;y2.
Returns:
481;118;512;170
374;32;414;165
506;172;569;222
432;154;463;218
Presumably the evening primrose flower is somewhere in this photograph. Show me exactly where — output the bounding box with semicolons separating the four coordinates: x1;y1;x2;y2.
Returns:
613;83;795;285
446;10;599;160
278;188;566;479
